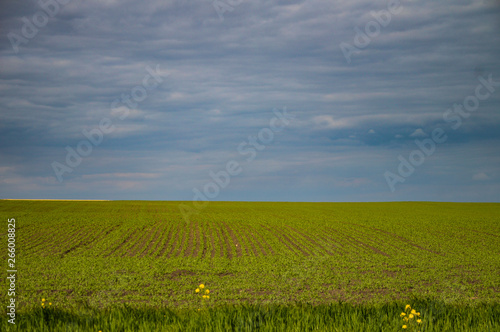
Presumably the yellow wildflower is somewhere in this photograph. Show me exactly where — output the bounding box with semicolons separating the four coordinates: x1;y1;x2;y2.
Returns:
416;312;420;316
403;317;408;322
42;298;45;302
199;284;205;289
417;319;422;324
195;288;200;293
409;314;414;319
49;303;52;305
411;309;416;314
400;312;406;317
205;289;210;294
206;295;210;299
402;325;407;329
405;304;411;311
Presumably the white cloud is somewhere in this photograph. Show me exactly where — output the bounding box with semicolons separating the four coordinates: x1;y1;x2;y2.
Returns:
410;128;427;138
313;115;350;129
472;172;490;181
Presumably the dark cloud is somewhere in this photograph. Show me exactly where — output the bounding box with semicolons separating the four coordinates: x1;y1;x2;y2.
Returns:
0;0;499;201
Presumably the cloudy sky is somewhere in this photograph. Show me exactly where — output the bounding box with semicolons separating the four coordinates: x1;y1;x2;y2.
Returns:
1;0;499;202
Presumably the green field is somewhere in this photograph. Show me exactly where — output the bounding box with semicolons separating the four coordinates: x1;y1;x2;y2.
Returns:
1;201;499;331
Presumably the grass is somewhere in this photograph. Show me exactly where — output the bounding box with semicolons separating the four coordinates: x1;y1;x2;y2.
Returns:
2;300;500;331
1;201;499;330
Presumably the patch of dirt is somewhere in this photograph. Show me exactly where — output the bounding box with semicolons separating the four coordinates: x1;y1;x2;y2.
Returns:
155;269;198;281
216;272;235;277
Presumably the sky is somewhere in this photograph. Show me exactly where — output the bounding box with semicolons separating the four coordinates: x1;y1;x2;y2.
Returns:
0;0;499;202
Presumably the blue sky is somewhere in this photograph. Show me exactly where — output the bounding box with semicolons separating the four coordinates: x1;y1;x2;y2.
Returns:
0;0;499;202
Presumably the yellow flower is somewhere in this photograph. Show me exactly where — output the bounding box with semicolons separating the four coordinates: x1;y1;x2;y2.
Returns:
199;284;205;289
405;304;411;311
417;319;422;324
202;295;207;299
402;325;407;329
403;317;408;322
42;298;45;302
205;289;210;294
206;295;210;299
411;309;416;314
400;312;406;317
416;312;420;316
409;314;414;319
49;303;52;305
195;288;200;293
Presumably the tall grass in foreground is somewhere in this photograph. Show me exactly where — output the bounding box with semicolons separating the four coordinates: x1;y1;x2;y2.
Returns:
2;299;500;331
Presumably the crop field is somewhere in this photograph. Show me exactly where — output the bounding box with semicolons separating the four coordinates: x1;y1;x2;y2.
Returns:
1;201;500;331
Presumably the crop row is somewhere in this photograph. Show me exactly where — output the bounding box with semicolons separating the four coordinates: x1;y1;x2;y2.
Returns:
5;201;499;262
19;218;447;259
